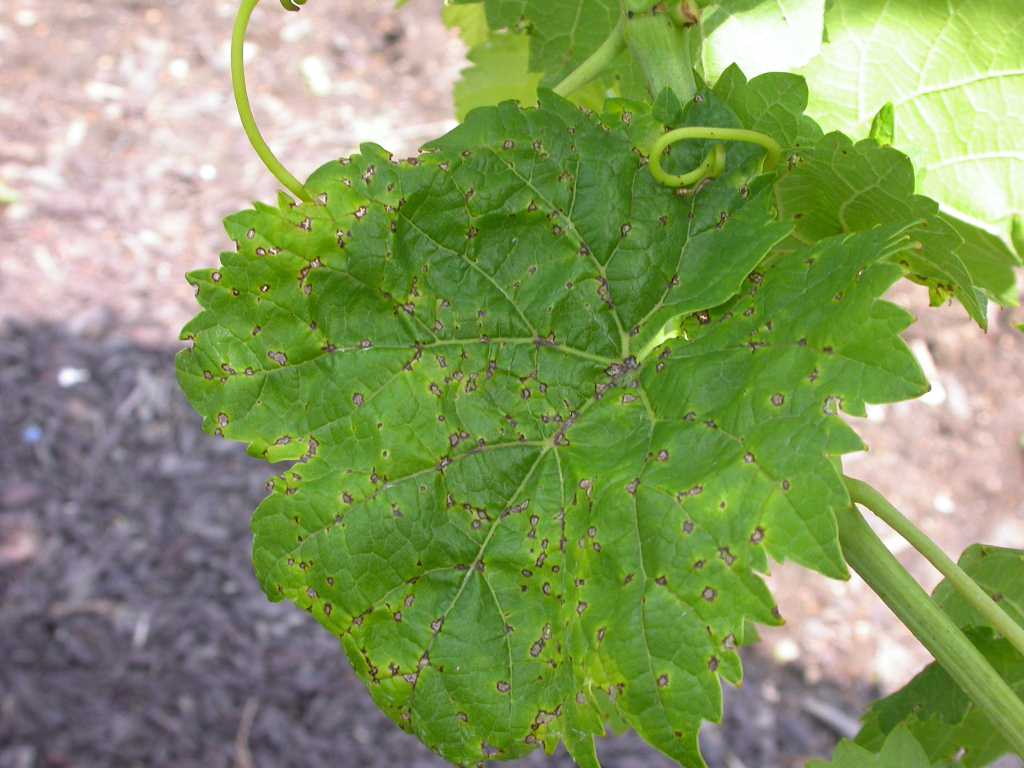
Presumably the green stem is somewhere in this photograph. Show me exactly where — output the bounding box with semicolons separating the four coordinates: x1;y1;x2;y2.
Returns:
624;10;696;104
649;127;780;188
553;16;626;98
845;476;1024;660
836;501;1024;754
232;0;312;201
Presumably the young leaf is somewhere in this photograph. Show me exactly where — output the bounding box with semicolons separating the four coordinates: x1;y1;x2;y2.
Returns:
868;103;895;148
799;0;1024;249
808;725;933;768
855;546;1024;766
711;65;823;150
178;91;932;765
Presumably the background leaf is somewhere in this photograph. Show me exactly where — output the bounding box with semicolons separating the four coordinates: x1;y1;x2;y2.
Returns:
808;725;933;768
799;0;1024;250
933;545;1024;629
451;32;542;119
855;545;1024;767
698;0;826;81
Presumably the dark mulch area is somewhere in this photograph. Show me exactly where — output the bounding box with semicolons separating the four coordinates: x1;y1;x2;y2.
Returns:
0;320;869;768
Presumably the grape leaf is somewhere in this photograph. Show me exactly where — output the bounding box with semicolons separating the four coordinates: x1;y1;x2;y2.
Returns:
774;133;1024;326
856;630;1024;768
711;65;823;150
800;0;1024;250
451;0;828;110
453;0;618;86
178;88;931;766
855;546;1024;767
933;545;1024;630
698;0;826;82
808;725;933;768
452;32;543;120
452;0;648;106
443;3;490;49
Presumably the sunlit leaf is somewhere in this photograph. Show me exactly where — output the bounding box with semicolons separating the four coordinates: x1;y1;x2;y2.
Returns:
178;84;935;764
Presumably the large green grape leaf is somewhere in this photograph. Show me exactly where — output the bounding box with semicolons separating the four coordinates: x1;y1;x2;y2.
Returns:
799;0;1024;251
808;725;933;768
855;546;1024;767
177;86;931;766
774;133;1022;326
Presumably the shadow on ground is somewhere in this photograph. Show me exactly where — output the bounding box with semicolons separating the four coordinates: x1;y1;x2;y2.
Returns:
0;320;875;768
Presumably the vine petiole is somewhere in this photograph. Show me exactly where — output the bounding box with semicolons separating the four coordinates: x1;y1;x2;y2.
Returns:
553;15;626;98
232;0;312;201
845;476;1024;659
836;501;1024;755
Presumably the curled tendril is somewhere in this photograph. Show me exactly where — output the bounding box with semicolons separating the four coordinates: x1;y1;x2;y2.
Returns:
280;0;308;10
648;126;783;189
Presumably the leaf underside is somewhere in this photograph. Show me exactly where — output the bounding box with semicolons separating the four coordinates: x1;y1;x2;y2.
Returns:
177;79;939;766
800;0;1024;251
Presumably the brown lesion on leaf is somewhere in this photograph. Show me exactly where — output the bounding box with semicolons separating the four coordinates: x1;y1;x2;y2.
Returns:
823;394;842;415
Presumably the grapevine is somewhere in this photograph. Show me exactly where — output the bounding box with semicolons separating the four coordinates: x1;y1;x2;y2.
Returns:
178;1;1024;765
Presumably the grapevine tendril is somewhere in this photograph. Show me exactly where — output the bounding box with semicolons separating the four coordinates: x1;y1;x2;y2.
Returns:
232;0;312;201
649;126;782;188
